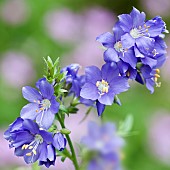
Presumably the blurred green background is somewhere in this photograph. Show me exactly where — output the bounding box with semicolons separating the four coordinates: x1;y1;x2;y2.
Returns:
0;0;170;170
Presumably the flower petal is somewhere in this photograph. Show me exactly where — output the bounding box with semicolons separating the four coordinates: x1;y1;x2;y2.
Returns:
53;133;66;151
101;63;119;82
146;16;166;37
85;66;101;84
80;83;99;100
141;57;157;68
47;145;55;161
22;119;39;134
98;92;115;105
146;79;155;94
20;103;39;120
50;96;60;114
134;46;145;58
39;80;54;100
110;77;130;94
104;48;120;63
96;100;105;116
118;14;133;32
121;49;137;69
136;37;155;55
112;22;125;41
96;32;115;48
130;7;145;27
22;86;42;103
39;130;53;143
121;33;135;49
36;110;55;130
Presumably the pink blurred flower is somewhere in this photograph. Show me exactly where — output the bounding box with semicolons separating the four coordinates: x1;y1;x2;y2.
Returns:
147;111;170;165
44;9;82;43
162;38;170;81
82;7;116;41
62;7;115;70
0;131;26;168
141;0;170;17
0;0;30;26
0;52;36;88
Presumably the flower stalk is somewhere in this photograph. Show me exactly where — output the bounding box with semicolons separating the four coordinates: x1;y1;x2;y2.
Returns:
56;113;79;170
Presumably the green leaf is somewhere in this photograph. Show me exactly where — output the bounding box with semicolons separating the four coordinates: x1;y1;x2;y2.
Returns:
117;114;137;137
68;106;79;113
59;105;69;113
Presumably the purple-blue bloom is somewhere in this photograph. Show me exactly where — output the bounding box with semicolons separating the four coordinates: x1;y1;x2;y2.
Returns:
52;132;67;151
88;153;121;170
20;78;59;130
81;122;124;170
96;22;137;70
4;118;57;167
80;63;129;106
62;64;82;97
118;7;167;53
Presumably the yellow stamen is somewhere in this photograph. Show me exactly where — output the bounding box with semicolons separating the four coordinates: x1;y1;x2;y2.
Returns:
22;144;26;150
96;81;100;87
40;108;44;111
29;146;33;149
156;69;160;74
155;74;160;78
24;144;29;150
36;109;39;112
127;71;130;77
154;77;158;82
26;152;32;156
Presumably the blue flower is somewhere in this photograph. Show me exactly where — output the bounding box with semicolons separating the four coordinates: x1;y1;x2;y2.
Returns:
81;122;124;170
39;144;56;168
52;132;67;151
138;65;162;93
4;118;57;167
88;153;121;170
20;78;59;130
62;64;82;97
118;7;167;53
80;63;129;106
97;22;137;69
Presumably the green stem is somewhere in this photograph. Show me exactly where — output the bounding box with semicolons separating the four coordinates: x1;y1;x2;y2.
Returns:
32;161;41;170
57;114;79;170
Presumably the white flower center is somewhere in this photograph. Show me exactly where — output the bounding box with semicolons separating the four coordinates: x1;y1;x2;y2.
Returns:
130;28;142;39
96;79;109;95
114;41;123;52
41;99;51;110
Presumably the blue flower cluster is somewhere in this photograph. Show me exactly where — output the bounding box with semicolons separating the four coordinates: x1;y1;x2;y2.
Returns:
4;79;66;167
97;7;167;93
81;122;124;170
4;118;66;167
3;7;168;170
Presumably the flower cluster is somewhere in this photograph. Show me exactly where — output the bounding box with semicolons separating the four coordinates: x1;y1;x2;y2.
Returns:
3;7;168;170
4;78;67;167
97;7;168;93
4;118;66;168
81;122;124;170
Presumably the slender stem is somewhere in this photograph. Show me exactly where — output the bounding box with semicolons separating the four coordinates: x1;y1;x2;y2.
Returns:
57;114;79;170
32;162;41;170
